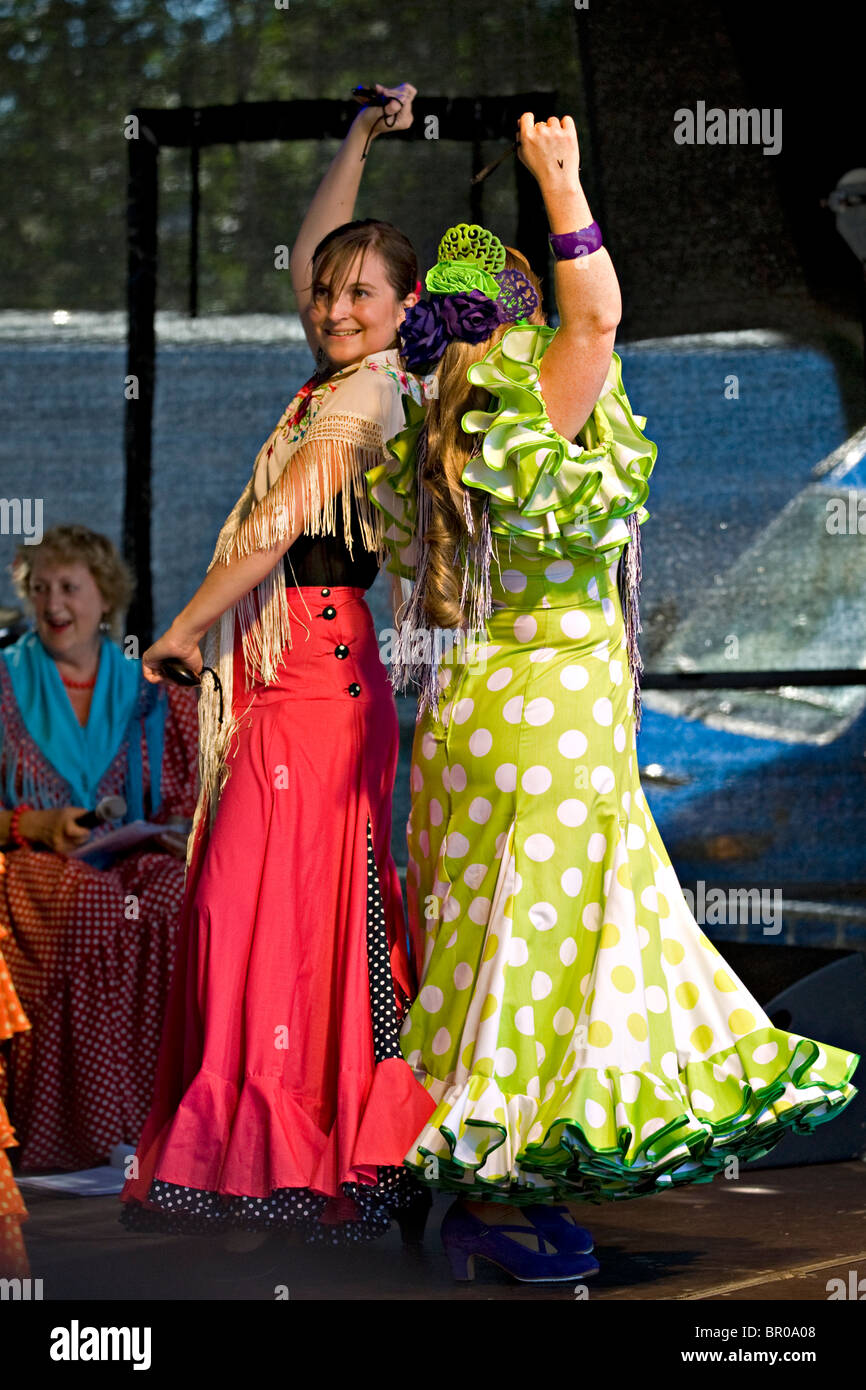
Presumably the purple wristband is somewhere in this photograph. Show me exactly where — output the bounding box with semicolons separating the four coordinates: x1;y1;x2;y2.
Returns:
548;222;603;260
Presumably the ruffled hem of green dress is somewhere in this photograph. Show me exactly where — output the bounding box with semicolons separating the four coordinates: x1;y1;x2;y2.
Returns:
402;1026;859;1204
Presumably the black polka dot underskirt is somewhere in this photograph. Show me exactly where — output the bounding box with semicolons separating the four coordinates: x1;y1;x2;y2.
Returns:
120;820;427;1246
119;1165;427;1245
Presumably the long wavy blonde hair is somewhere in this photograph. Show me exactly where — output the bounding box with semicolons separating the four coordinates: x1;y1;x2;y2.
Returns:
420;247;546;630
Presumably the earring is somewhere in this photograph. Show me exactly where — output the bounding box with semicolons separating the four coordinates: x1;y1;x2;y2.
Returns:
99;617;110;633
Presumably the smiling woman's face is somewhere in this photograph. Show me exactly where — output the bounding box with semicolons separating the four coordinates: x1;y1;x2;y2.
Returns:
306;249;409;370
28;559;106;662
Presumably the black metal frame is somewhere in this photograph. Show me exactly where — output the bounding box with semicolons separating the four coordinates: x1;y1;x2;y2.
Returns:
123;94;866;720
642;669;866;690
124;93;557;643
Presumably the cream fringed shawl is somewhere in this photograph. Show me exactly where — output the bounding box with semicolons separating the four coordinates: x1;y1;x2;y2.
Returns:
187;350;424;864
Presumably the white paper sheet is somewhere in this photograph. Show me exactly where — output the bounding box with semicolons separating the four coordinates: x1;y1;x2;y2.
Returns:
15;1145;137;1196
69;820;172;859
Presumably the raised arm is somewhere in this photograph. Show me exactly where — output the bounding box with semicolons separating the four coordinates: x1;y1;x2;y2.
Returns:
290;82;417;349
518;114;622;442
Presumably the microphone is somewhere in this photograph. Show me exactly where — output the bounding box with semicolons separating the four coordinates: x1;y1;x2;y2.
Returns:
75;795;127;831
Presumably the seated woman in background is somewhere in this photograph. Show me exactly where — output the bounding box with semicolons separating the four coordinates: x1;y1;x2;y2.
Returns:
0;524;199;1171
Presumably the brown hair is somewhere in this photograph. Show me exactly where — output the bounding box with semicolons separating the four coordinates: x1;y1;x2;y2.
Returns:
421;246;546;630
12;524;134;640
309;219;418;307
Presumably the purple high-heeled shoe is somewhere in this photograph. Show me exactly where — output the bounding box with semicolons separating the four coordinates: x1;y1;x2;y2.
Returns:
441;1199;600;1283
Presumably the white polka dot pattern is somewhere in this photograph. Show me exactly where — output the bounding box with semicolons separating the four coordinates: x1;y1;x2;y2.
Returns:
397;551;859;1203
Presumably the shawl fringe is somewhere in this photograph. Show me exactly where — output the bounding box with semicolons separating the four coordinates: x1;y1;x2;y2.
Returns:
216;437;388;566
386;428;495;720
187;430;389;865
618;509;644;732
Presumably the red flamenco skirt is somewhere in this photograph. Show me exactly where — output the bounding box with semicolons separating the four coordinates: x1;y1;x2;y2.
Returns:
120;586;434;1243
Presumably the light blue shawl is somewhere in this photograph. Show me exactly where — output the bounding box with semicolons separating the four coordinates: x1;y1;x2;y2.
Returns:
0;630;166;819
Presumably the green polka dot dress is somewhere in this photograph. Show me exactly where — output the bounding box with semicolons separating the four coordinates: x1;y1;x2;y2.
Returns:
366;325;860;1204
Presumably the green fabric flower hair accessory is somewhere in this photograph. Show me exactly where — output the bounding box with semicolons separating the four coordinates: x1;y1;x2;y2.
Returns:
399;221;541;369
425;223;508;299
425;258;502;299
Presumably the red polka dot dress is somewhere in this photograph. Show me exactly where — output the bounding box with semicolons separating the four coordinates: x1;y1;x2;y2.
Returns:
0;672;200;1172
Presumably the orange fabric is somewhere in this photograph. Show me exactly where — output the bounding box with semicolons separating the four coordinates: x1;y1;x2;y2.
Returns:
0;916;30;1277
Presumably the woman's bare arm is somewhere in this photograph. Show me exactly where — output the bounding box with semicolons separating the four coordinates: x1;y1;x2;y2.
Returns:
518;114;622;442
290;82;416;353
170;539;296;649
141;431;366;681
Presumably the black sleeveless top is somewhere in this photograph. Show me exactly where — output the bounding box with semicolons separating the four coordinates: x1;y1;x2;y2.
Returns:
282;494;380;592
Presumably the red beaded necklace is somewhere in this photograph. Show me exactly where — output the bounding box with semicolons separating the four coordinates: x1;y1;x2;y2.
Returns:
61;674;97;689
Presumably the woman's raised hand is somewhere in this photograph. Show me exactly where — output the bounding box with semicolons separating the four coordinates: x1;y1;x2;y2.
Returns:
359;82;417;137
517;113;581;190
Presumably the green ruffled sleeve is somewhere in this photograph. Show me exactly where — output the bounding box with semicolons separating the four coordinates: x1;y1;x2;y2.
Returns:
365;393;425;579
460;323;657;559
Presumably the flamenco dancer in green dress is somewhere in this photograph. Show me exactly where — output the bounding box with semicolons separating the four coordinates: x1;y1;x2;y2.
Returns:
366;112;860;1282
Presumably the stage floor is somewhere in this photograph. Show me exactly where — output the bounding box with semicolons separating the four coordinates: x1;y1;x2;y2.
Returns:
15;1157;866;1302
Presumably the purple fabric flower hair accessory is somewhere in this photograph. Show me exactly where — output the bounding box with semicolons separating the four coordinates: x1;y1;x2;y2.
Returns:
438;290;504;342
398;298;450;368
399;290;505;368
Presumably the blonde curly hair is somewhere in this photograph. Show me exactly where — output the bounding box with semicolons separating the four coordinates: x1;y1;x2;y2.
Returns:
12;525;134;641
420;247;546;631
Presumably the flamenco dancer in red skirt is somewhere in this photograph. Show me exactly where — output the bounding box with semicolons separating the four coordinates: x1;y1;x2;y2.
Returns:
120;82;437;1245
